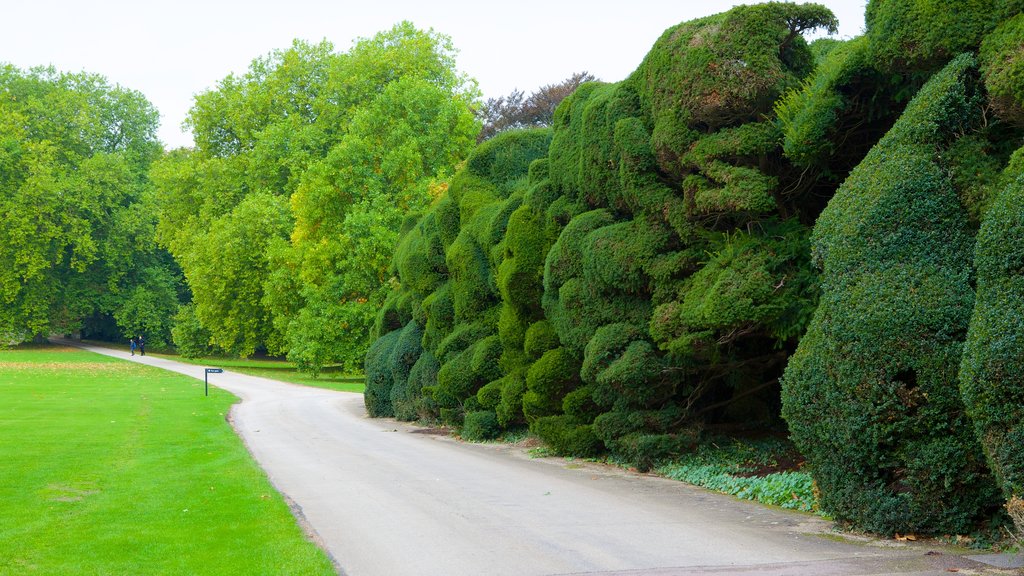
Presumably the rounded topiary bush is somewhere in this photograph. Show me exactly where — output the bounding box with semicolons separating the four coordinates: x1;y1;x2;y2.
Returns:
531;415;602;457
387;320;425;421
959;155;1024;533
522;347;581;420
865;0;1023;73
462;410;501;441
781;55;1002;535
364;328;402;417
980;13;1024;125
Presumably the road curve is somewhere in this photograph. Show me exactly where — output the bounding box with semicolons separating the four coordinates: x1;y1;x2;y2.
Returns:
64;340;1011;576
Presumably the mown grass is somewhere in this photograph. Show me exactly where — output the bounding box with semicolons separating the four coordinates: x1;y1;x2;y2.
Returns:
83;341;365;394
0;345;337;576
159;355;364;394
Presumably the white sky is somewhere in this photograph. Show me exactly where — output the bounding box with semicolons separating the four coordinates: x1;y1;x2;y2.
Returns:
1;0;866;149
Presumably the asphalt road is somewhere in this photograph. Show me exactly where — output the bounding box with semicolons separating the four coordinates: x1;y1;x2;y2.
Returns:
66;341;1019;576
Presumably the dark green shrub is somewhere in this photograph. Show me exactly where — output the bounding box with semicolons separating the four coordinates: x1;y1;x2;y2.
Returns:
581;219;667;295
960;153;1024;529
388;320;424;421
523;320;559;360
650;222;817;361
980;14;1024;125
462;410;501;441
865;0;1023;73
530;415;602;457
407;350;439;419
393;211;446;296
364;328;402;417
781;55;1002;535
522;347;581;420
476;379;503;410
496;370;528;426
421;282;454;355
583;323;666;408
776;36;904;175
465;128;553;195
436;195;460;250
446;231;497;324
593;407;697;471
628;3;836;177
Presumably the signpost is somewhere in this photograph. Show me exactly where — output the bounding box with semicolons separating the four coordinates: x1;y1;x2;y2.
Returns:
204;368;223;396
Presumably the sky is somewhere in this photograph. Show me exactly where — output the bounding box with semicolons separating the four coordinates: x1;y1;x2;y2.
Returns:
1;0;867;149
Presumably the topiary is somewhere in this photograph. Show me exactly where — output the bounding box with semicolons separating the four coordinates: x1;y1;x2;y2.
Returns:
865;0;1024;74
959;150;1024;535
462;410;501;441
530;415;603;457
781;55;1002;535
388;320;425;421
364;328;402;417
628;2;836;177
980;13;1024;125
522;347;581;420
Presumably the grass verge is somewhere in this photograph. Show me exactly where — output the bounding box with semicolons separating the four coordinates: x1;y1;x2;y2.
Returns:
657;436;816;512
0;345;337;575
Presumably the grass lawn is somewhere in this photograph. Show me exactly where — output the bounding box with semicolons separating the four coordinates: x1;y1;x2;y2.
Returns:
0;345;337;576
160;356;364;394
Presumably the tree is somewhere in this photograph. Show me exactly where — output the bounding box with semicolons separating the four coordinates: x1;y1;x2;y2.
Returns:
0;64;177;345
154;23;479;367
477;72;595;142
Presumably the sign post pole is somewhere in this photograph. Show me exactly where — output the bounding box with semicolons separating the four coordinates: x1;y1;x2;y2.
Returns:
204;368;224;396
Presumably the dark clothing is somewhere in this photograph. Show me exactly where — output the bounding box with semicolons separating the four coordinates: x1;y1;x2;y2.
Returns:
130;338;137;356
138;337;145;356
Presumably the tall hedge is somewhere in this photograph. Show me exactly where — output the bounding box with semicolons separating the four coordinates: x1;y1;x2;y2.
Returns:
781;55;1001;535
959;151;1024;534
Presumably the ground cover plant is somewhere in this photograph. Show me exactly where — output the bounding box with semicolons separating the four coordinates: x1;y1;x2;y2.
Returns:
0;345;336;575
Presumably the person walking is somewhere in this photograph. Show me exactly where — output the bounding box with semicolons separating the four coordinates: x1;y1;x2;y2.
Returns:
138;335;146;356
129;336;137;356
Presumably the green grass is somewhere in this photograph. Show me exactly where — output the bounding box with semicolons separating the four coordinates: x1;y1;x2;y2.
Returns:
0;345;337;575
82;341;365;393
158;355;365;394
657;436;817;512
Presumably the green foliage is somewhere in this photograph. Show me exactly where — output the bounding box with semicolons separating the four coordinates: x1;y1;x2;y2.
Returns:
776;37;904;174
523;347;581;420
170;303;216;358
980;14;1024;124
364;328;402;417
461;410;501;441
388;320;425;421
465;128;553;195
530;415;602;457
156;24;479;372
960;152;1024;520
658;437;816;511
629;3;835;176
781;55;1002;535
0;65;175;344
865;0;1024;73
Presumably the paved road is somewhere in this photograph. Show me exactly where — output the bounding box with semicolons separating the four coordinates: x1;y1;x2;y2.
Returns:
65;341;1019;576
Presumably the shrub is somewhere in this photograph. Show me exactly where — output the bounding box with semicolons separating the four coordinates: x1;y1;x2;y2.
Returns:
462;410;501;441
388;320;425;421
628;3;836;177
407;350;439;419
980;13;1024;125
465;128;553;195
781;55;1002;535
959;153;1024;525
364;328;402;417
530;415;603;457
865;0;1024;73
522;347;581;420
496;370;528;427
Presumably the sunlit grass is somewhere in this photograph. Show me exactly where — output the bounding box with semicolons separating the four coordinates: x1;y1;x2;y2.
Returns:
0;345;337;575
81;340;364;393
